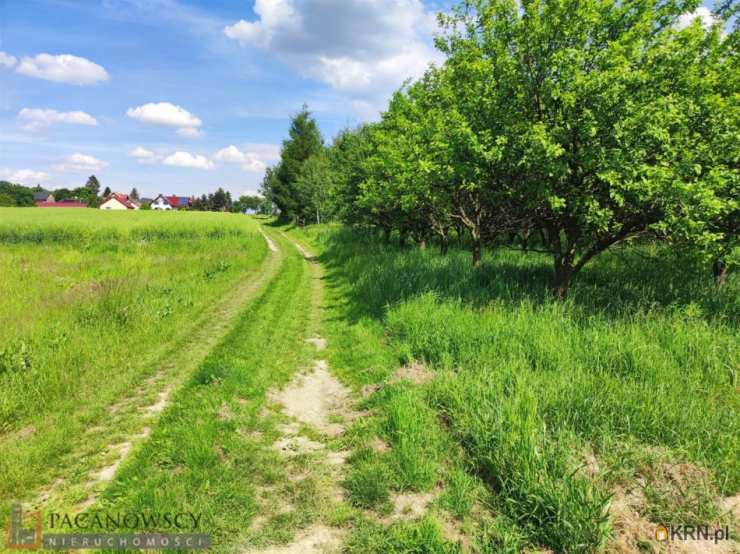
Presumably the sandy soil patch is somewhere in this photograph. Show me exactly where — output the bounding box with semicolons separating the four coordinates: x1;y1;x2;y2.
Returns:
382;492;435;523
272;436;325;456
243;525;343;554
270;360;352;437
260;229;279;253
720;494;740;521
305;337;327;351
143;387;171;415
390;362;435;385
370;436;390;454
607;485;738;554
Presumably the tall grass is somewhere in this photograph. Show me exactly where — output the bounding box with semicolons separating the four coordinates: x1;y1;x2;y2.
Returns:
294;225;738;552
0;208;266;511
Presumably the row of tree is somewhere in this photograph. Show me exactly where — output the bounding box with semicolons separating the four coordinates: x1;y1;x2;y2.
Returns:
0;178;269;215
188;189;269;213
0;176;106;207
261;0;738;298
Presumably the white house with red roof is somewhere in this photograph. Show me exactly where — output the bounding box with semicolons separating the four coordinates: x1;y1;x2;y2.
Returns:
151;194;173;210
100;193;140;210
151;194;191;210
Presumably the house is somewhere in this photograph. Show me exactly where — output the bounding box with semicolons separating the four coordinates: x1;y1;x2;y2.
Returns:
151;194;191;210
35;199;87;208
151;194;173;210
167;195;191;209
32;190;55;203
100;193;139;210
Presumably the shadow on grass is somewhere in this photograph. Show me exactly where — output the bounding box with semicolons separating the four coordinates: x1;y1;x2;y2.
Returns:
314;226;737;326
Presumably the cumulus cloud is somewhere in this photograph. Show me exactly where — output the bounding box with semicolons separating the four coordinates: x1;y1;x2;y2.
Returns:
126;102;203;137
163;151;214;170
0;168;50;185
18;108;98;131
677;7;716;30
53;153;109;172
128;146;159;163
224;0;443;117
213;143;279;172
15;53;109;85
0;51;17;68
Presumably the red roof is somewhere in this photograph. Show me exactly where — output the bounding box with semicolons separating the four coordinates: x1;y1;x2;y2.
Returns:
35;200;87;208
106;193;139;209
166;195;190;208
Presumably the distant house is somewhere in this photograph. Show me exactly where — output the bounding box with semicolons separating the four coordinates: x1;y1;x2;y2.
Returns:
151;194;191;210
100;193;139;210
35;199;87;208
167;195;191;209
32;191;55;203
151;194;173;210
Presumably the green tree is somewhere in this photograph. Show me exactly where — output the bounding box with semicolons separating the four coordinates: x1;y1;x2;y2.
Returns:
442;0;736;298
233;194;263;213
0;182;34;206
327;125;376;227
85;175;100;195
130;188;140;201
295;150;333;224
272;104;324;221
211;188;229;211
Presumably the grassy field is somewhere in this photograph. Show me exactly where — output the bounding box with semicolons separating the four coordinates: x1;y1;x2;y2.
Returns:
286;224;739;553
0;208;268;523
1;211;737;553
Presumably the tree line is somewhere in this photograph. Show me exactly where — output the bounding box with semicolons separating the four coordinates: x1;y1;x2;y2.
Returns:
261;0;738;298
0;178;269;215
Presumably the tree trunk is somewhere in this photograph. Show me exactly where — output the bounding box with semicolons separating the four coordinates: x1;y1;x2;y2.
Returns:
713;259;729;289
399;229;408;248
553;256;575;300
439;233;449;255
472;231;482;267
383;227;391;244
418;239;427;249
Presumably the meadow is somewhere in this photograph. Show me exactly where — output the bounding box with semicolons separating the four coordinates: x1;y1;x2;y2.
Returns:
287;224;739;553
0;208;267;520
0;210;736;553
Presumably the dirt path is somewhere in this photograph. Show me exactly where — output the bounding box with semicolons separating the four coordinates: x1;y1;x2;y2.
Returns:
241;231;358;554
32;231;286;513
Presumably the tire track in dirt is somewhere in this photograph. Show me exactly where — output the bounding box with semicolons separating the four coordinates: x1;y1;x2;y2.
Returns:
242;232;360;554
33;229;287;512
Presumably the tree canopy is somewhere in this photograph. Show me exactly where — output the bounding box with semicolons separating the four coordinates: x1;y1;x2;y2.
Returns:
259;0;738;297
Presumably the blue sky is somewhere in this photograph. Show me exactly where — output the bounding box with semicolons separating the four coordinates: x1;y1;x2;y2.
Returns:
0;0;451;197
0;0;714;199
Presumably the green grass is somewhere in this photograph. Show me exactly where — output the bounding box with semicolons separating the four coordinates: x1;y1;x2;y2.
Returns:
2;211;737;552
0;209;267;524
90;229;321;552
287;224;739;553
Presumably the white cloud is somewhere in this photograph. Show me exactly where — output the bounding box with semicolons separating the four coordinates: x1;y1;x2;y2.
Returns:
177;127;203;138
224;0;443;118
0;51;17;68
53;153;109;172
677;7;715;30
213;144;279;172
18;108;98;131
126;102;203;137
163;151;214;170
0;168;50;185
15;53;109;85
128;146;159;163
